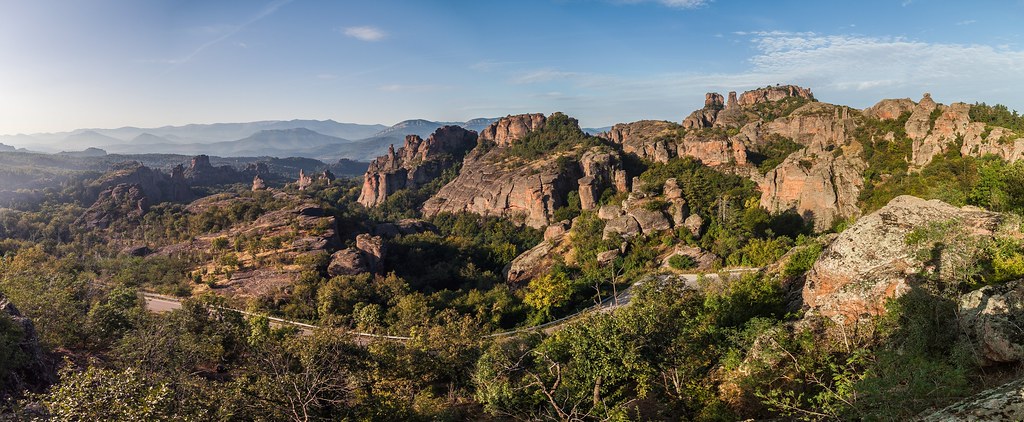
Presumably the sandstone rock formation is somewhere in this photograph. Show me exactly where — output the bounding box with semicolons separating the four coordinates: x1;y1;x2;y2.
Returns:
505;240;557;284
959;279;1024;365
252;175;267;191
803;195;1004;322
737;85;814;106
422;114;623;229
479;113;546;147
359;126;478;207
662;245;719;271
328;248;368;276
296;169;313;191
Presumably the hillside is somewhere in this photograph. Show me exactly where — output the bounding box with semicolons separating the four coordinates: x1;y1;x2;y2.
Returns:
4;86;1024;420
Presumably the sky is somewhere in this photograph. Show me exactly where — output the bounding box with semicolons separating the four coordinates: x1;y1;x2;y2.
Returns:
1;0;1023;135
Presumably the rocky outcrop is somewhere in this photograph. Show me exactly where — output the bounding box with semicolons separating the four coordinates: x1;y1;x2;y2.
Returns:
683;85;814;130
0;294;52;399
479;113;546;147
252;175;267;191
328;249;368;276
505;240;557;284
296;169;313;191
803;196;1004;322
682;93;725;129
157;192;341;300
422;114;620;229
863;98;916;120
359;126;478;207
183;155;258;186
78;184;149;229
959;279;1024;365
88;161;193;205
662;245;719;271
757;143;865;231
326;234;387;276
919;378;1024;422
737;85;815;106
604;120;747;166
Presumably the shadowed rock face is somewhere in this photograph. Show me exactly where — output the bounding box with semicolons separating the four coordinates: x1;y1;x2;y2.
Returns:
737;85;814;106
0;294;53;399
803;195;1005;322
359;125;477;207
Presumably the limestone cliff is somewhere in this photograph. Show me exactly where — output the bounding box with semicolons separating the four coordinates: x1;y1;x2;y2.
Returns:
359;125;477;207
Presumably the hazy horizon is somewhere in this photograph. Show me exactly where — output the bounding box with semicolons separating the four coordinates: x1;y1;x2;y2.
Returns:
2;0;1023;136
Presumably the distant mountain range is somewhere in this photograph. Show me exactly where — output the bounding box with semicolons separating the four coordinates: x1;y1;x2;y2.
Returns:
0;118;506;161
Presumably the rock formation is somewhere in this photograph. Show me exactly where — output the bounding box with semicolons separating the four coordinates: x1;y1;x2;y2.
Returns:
78;184;149;229
737;85;814;106
479;113;546;147
422;113;622;229
156;192;341;300
296;169;313;191
252;175;267;191
88;161;193;205
959;279;1024;365
183;155;256;186
919;378;1024;421
0;294;52;399
803;195;1004;322
359;125;477;207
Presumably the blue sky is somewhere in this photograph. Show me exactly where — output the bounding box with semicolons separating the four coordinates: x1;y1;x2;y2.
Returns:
1;0;1023;134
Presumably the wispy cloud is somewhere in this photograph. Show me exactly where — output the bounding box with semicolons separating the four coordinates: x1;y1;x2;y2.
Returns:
614;0;710;9
378;84;448;93
156;0;293;68
343;26;387;42
511;69;582;84
956;19;977;26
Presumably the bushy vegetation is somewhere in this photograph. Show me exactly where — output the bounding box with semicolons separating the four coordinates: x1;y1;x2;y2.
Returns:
748;134;804;174
971;102;1024;133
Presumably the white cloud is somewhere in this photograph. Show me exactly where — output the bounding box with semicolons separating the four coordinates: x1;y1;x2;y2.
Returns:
343;26;386;42
956;19;977;26
495;31;1024;125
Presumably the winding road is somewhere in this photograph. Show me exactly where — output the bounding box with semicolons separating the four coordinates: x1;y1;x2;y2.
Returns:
140;267;761;343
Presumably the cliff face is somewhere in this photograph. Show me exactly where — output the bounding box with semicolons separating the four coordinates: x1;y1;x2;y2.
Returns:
422;113;625;229
359;125;477;207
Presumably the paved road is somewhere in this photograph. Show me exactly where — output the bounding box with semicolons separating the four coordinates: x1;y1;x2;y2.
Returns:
139;267;761;343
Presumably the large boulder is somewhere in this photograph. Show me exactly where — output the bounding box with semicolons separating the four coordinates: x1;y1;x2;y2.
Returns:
803;196;1004;322
504;241;556;284
479;113;546;147
959;279;1024;365
603;215;642;240
327;248;368;277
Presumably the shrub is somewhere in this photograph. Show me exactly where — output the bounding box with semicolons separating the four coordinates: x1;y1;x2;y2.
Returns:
668;254;697;270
